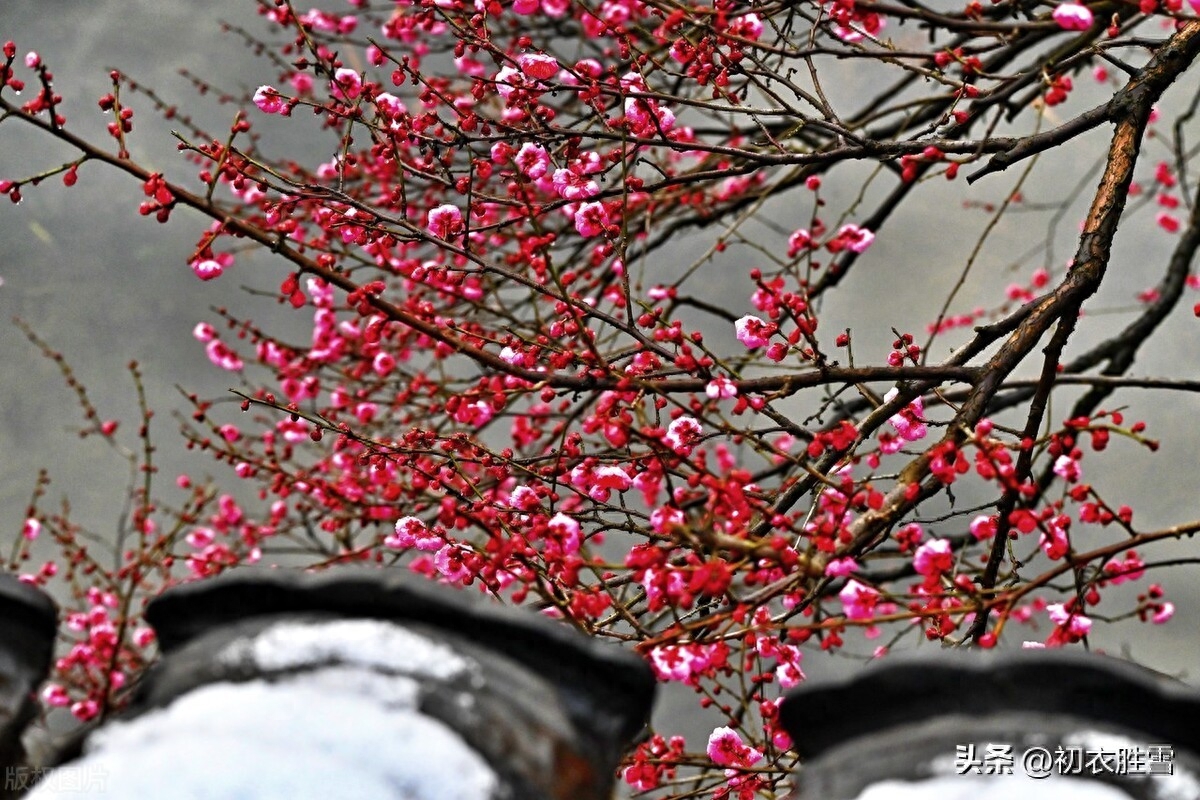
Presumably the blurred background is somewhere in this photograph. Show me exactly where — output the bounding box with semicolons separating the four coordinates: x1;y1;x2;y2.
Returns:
1;0;1199;749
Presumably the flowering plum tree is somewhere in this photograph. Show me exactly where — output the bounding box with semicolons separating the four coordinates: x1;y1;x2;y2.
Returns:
4;0;1200;796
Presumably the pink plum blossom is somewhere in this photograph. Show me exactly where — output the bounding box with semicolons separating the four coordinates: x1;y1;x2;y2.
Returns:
553;168;600;200
427;204;464;239
839;579;880;620
205;340;244;371
1047;603;1092;637
824;557;858;577
434;543;472;581
252;85;287;114
574;201;609;237
386;516;443;551
515;142;551;179
830;223;875;253
649;644;710;683
735;315;775;349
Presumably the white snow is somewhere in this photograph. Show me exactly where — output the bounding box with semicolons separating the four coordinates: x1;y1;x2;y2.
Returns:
217;619;473;679
26;620;496;799
854;774;1133;799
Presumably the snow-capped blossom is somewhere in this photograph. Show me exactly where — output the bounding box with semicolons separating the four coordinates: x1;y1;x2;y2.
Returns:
373;91;407;119
593;464;633;492
386;516;443;551
330;68;363;100
547;512;582;555
507;485;541;511
970;514;997;540
1047;603;1092;637
517;52;558;80
913;538;953;578
1052;2;1093;30
493;66;523;99
663;415;703;455
205;339;244;371
515;142;550;179
24;51;39;68
22;518;40;541
574;201;609;238
371;351;396;376
707;726;763;769
427;204;464;239
1153;602;1175;624
706;376;738;399
434;543;472;582
735;315;775;349
191;322;216;343
253;85;287;114
829;223;875;253
41;683;70;708
839;579;880;621
1053;454;1081;483
191;258;224;281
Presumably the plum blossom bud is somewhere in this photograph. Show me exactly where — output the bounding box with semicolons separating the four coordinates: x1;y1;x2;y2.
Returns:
24;51;40;68
1051;2;1093;30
